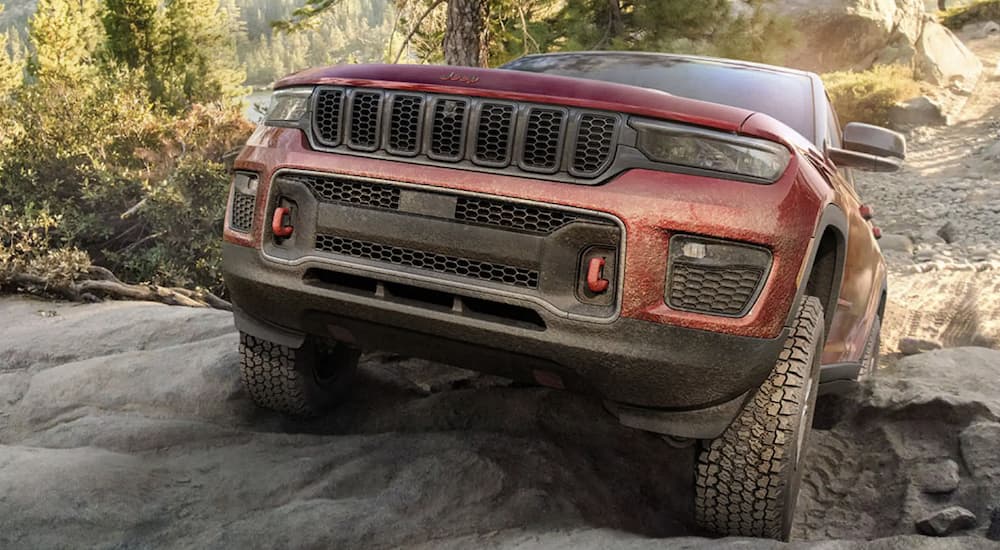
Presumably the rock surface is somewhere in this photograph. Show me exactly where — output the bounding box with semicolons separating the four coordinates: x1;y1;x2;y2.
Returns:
2;297;1000;548
916;506;977;536
767;0;982;88
915;459;961;494
889;96;949;126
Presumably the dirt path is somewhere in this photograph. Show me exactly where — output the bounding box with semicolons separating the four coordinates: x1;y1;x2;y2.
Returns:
856;34;1000;354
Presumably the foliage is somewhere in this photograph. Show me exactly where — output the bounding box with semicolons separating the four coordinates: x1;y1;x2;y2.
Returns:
823;65;920;126
940;0;1000;30
549;0;797;64
0;0;254;295
27;0;103;81
0;205;91;286
159;0;246;111
0;5;20;96
239;0;394;85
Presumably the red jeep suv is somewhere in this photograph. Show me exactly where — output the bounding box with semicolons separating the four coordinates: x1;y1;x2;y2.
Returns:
222;52;904;540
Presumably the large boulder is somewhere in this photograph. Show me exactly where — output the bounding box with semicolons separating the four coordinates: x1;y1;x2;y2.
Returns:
915;18;983;86
767;0;926;73
765;0;982;88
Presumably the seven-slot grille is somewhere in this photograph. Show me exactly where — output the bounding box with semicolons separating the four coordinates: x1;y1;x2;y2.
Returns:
311;87;620;180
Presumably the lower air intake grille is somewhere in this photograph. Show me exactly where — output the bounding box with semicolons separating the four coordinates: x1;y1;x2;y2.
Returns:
229;192;255;232
315;234;539;289
668;263;764;316
455;196;584;234
281;174;400;210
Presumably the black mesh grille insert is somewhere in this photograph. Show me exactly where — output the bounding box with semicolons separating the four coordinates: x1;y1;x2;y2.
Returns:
473;103;515;166
668;263;764;316
428;99;468;160
387;95;423;154
348;91;383;150
281;174;400;210
455;196;587;234
229;192;255;232
315;234;539;289
573;114;617;176
522;108;564;171
314;88;344;146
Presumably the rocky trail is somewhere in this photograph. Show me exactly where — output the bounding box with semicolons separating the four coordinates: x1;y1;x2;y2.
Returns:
3;21;1000;550
858;33;1000;355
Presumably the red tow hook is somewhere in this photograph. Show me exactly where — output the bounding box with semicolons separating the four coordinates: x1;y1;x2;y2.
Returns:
587;257;609;293
272;206;294;238
860;204;874;221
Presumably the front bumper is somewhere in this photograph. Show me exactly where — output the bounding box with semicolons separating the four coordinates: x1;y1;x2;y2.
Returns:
224;242;788;421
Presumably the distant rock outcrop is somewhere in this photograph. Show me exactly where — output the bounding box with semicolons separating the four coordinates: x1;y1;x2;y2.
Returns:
764;0;982;87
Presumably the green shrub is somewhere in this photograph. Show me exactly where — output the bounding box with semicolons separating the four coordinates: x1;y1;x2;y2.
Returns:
0;72;253;295
823;65;920;126
0;205;91;286
940;0;1000;30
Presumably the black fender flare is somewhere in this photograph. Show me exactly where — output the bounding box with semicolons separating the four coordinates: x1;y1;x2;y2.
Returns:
784;203;848;334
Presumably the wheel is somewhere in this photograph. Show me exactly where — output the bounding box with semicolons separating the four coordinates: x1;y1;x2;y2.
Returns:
858;315;880;379
238;331;360;417
694;296;824;541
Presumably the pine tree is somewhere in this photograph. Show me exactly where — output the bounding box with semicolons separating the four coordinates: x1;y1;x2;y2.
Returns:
159;0;246;111
0;5;22;95
102;0;161;71
27;0;104;82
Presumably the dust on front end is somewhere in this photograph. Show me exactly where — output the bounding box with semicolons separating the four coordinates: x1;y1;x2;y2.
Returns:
223;78;814;428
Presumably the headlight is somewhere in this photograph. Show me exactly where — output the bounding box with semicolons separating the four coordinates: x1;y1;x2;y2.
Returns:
632;119;791;182
265;87;314;126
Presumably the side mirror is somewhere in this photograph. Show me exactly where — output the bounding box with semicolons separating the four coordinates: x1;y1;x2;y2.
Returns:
828;122;906;173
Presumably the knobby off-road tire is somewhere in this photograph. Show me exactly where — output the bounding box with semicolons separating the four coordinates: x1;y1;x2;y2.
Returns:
239;332;360;417
694;296;824;541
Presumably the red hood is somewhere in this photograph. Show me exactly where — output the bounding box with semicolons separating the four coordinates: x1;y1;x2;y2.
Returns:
275;64;755;135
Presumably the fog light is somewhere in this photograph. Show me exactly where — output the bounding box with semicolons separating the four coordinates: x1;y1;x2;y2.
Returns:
666;235;772;317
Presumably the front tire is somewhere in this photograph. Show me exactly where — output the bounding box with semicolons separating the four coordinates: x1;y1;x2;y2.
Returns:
239;332;360;417
694;296;824;540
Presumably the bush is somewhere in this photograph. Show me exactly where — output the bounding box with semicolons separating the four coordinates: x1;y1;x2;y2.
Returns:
0;205;91;286
823;65;920;126
940;0;1000;30
0;71;253;295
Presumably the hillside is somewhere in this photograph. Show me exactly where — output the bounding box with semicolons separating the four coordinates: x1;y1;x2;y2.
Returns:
0;0;395;87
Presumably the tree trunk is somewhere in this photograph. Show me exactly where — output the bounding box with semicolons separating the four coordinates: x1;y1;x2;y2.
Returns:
608;0;625;38
443;0;489;67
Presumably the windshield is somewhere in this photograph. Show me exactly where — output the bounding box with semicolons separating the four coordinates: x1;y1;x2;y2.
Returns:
503;53;816;143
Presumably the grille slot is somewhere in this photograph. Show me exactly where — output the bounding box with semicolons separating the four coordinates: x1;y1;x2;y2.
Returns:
572;114;618;176
668;263;764;316
282;174;400;210
229;192;255;232
473;103;515;166
428;98;468;161
386;94;424;155
310;86;623;181
315;234;539;289
521;108;565;172
347;91;383;151
455;196;589;234
313;88;344;146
